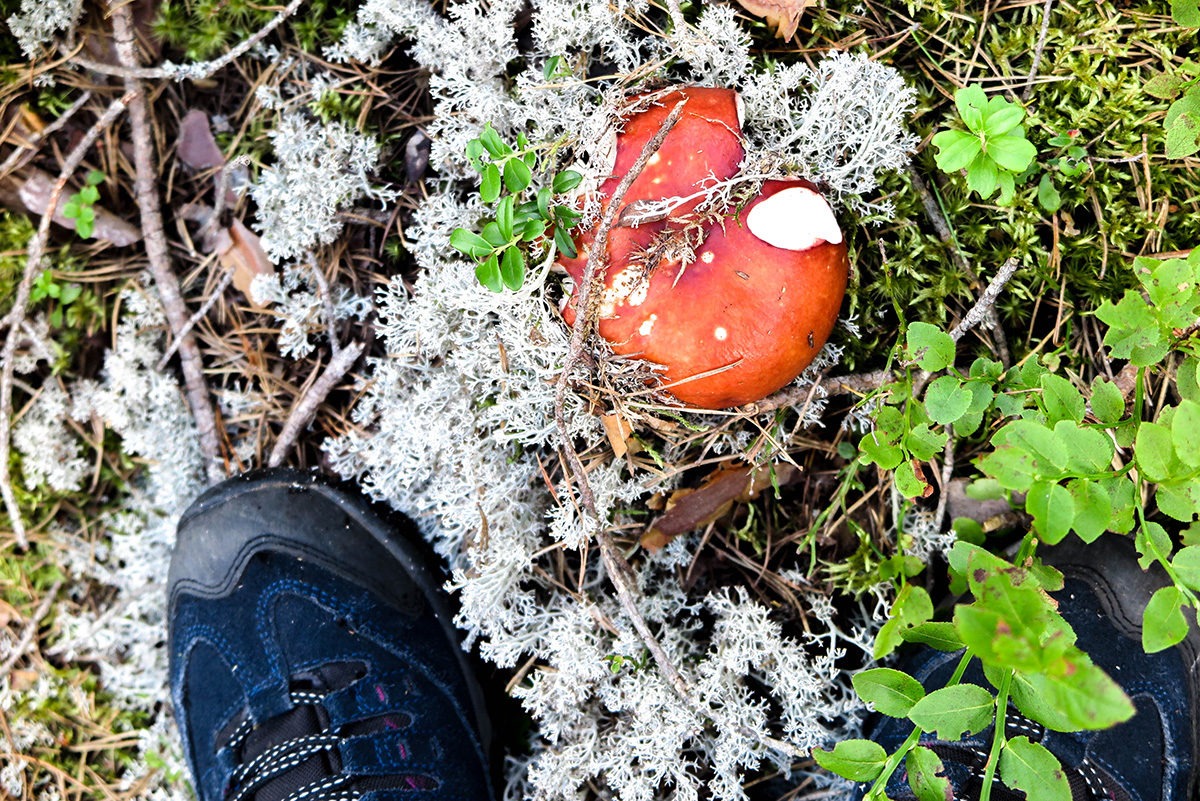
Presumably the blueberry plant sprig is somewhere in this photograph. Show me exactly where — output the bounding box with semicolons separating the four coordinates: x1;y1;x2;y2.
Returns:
61;170;105;239
813;247;1200;799
932;85;1036;205
450;123;584;292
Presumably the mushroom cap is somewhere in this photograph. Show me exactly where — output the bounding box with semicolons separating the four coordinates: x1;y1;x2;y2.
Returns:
561;88;850;409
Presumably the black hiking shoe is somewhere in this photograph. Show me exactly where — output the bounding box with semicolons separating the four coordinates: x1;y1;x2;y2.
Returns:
860;535;1200;801
168;469;493;801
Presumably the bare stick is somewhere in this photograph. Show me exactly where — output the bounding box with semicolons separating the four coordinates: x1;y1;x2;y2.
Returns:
1022;0;1055;101
73;0;305;81
0;580;63;679
267;341;364;468
948;258;1020;343
111;1;224;484
156;267;235;371
307;257;343;360
0;91;92;180
907;166;1012;365
932;423;955;534
0;95;132;550
663;0;688;34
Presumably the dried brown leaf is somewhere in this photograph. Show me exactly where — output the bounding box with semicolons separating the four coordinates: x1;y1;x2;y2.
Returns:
734;0;809;41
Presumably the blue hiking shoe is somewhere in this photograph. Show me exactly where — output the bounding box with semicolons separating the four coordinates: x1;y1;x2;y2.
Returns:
860;535;1200;801
168;469;493;801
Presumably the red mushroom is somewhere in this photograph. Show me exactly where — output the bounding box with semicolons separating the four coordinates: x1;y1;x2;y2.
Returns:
560;87;850;409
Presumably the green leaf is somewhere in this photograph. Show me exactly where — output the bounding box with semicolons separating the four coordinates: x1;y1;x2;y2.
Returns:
522;219;546;241
995;171;1017;206
983;104;1024;137
496;195;515;240
1158;479;1200;522
954;85;989;132
481;221;507;248
965;151;999;198
478;123;510;158
905;424;948;462
1009;659;1134;731
1027;480;1075;545
901;621;965;652
987;132;1037;172
811;739;887;782
1143;586;1189;653
475;254;503;293
1090;377;1124;424
554;225;577;259
500;246;525;291
907;684;995;740
1137;521;1174;569
78;185;100;204
932;130;983;173
906;322;956;371
853;668;926;717
1054;420;1114;474
994;420;1068;473
480;163;502;203
1135;422;1177;482
503;157;533;193
85;169;106;186
536;186;552;219
1174;400;1200;467
925;376;972;425
62;201;80;219
977;446;1037;492
58;283;82;305
860;433;904;470
874;584;934;659
1040;374;1085;424
907;746;952;801
1097;292;1169;366
553;170;583;194
1167;111;1200;159
1173;0;1200;27
1180;358;1200;402
1067;479;1111;543
465;139;485;171
895;460;929;499
1037;173;1062;213
999;737;1071;801
1166;89;1200;129
1145;72;1186;101
450;228;494;260
1172;546;1200;591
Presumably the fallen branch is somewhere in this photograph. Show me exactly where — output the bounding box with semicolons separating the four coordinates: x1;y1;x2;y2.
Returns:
73;0;305;82
111;1;224;484
267;341;364;468
0;579;63;679
0;95;132;551
550;100;807;761
155;267;235;371
1022;0;1056;101
948;258;1020;343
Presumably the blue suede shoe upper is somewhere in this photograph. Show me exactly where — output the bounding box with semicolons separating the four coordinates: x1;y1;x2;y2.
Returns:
168;473;493;801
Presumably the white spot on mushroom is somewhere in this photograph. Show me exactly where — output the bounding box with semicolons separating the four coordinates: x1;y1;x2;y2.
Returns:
700;250;714;264
648;153;661;166
746;186;843;251
651;176;664;185
734;92;746;129
714;326;728;341
639;314;658;336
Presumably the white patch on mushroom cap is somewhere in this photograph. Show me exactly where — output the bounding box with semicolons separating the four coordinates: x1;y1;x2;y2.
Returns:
734;92;746;129
745;186;843;251
639;314;657;336
714;326;728;341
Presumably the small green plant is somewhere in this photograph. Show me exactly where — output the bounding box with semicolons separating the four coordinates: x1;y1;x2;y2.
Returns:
1033;129;1089;214
931;86;1037;205
30;269;101;332
1143;3;1200;158
449;123;583;292
61;170;105;239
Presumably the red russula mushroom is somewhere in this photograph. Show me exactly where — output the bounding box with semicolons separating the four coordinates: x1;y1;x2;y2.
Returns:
560;87;850;409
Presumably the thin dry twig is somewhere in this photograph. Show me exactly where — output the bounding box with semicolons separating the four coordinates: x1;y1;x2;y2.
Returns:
155;267;235;371
267;341;364;468
0;580;64;680
550;100;807;761
0;91;92;180
948;258;1020;343
73;0;305;81
0;94;132;551
907;166;1012;365
1022;0;1056;102
932;423;955;533
111;1;224;484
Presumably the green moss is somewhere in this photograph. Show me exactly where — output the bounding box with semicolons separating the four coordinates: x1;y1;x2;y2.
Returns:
152;0;358;60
